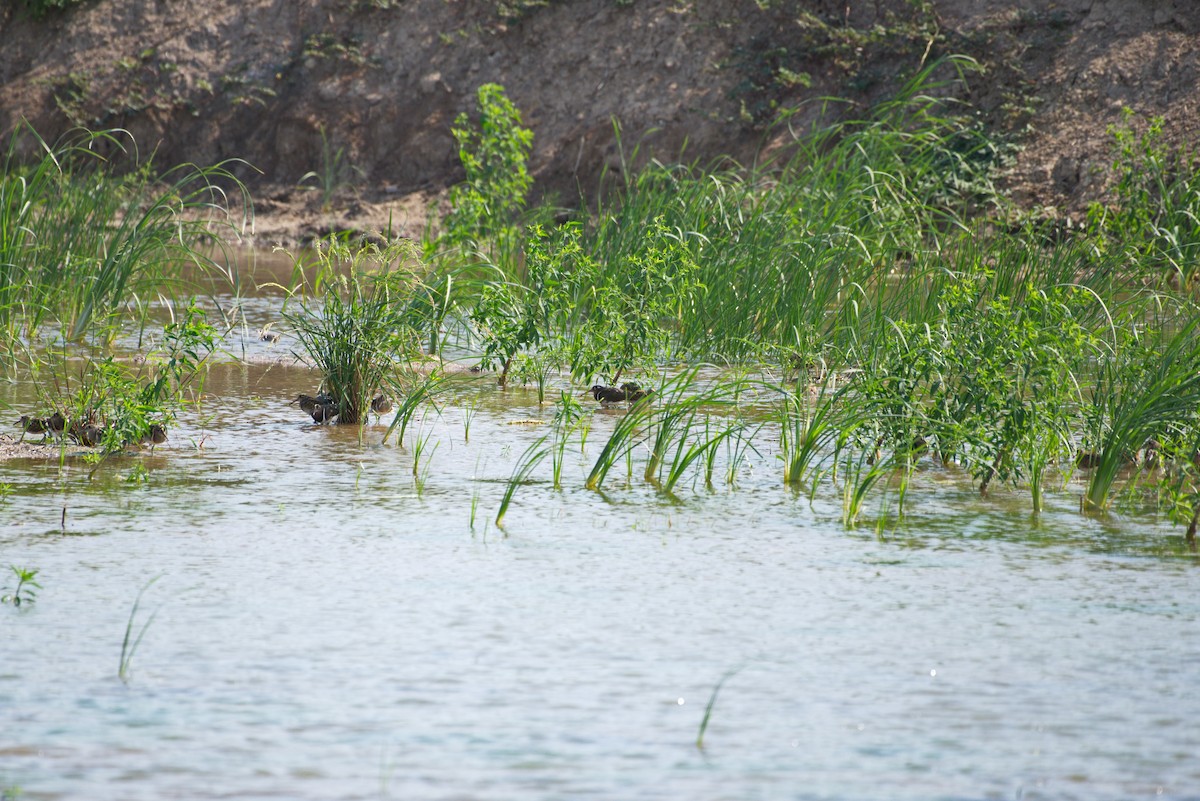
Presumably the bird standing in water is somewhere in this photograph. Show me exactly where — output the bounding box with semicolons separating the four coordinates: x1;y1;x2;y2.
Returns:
371;394;393;416
591;383;655;405
296;393;340;424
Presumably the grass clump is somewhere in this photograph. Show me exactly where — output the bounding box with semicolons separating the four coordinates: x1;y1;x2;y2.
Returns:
0;123;249;350
283;236;436;425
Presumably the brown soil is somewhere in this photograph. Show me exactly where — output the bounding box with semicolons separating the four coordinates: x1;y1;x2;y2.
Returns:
2;0;1199;246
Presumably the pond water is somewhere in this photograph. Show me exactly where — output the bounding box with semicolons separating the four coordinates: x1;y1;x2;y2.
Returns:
2;302;1199;800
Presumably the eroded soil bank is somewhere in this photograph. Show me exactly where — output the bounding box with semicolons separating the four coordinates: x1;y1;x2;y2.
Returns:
2;0;1199;245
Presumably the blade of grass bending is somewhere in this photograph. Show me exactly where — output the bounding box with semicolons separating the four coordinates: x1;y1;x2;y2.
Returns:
696;666;743;749
585;399;652;491
496;435;549;528
119;575;162;684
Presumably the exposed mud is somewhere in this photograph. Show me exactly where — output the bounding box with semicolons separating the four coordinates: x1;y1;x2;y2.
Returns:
1;0;1199;245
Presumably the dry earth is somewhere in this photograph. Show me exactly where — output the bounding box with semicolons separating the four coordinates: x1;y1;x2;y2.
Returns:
1;0;1199;246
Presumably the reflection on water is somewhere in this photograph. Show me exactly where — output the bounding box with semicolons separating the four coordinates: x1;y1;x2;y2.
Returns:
1;360;1198;801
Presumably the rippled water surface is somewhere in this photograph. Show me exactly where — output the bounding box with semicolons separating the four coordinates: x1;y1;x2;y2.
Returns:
2;331;1199;799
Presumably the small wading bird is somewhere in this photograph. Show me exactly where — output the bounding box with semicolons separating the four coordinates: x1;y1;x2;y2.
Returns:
143;423;168;446
15;411;68;441
296;393;340;423
15;415;49;435
371;394;393;416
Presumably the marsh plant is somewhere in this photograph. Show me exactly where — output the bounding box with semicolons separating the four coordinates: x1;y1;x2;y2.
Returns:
496;435;549;528
0;123;248;350
119;576;161;683
284;236;435;425
22;303;220;455
2;566;41;607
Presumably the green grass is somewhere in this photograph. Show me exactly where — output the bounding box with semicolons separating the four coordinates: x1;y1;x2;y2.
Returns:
0;123;249;350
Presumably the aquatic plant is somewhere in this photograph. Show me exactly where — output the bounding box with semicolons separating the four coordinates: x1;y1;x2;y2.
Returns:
496;435;549;528
777;374;846;487
585;394;654;491
118;576;161;684
2;566;41;607
1083;310;1200;511
382;370;451;447
18;303;220;456
284;236;432;425
695;667;742;750
0;123;248;349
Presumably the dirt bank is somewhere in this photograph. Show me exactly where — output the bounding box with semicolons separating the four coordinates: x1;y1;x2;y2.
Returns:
2;0;1198;246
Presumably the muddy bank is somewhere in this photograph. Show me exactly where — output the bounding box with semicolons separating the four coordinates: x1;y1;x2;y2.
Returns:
2;0;1199;245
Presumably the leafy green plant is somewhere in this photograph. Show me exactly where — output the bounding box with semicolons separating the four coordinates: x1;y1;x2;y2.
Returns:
2;566;41;607
442;83;533;256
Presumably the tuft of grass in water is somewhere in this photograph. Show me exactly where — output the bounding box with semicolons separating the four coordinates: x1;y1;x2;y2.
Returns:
118;576;162;684
410;423;440;485
696;667;742;750
496;435;549;528
778;372;846;487
283;236;436;426
585;399;652;491
384;370;450;447
460;395;479;442
1084;311;1200;511
662;415;741;495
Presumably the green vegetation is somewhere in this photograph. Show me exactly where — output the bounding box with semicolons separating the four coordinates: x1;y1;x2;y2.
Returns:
282;236;434;425
2;566;41;607
5;61;1200;552
118;576;161;684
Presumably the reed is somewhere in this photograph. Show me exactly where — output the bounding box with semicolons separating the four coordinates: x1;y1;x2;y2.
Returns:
118;576;161;684
496;435;549;528
0;123;249;348
284;236;434;426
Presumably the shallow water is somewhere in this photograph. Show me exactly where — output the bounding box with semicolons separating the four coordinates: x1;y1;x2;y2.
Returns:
2;353;1199;800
